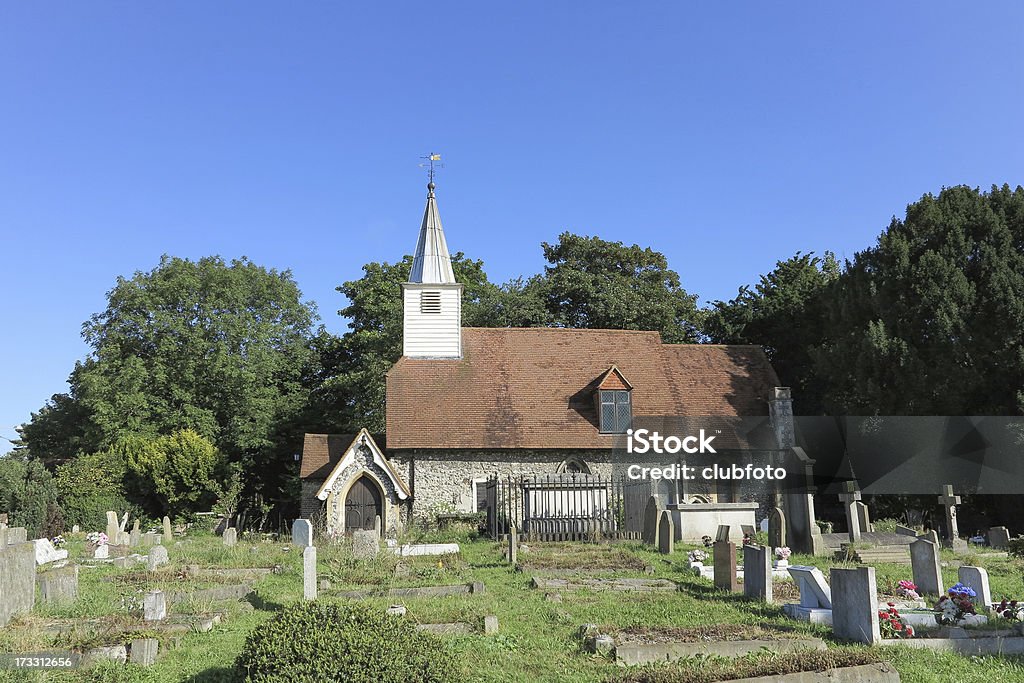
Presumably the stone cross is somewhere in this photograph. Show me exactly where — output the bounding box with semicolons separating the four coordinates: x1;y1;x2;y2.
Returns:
838;481;862;543
938;485;961;545
713;538;738;592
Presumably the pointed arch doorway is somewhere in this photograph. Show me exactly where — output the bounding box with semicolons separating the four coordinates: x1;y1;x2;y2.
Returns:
345;475;383;533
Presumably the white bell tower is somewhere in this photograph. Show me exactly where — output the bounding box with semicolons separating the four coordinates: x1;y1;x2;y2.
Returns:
402;180;463;358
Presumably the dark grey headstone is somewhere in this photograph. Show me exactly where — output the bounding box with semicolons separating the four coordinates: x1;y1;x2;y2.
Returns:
656;510;674;555
742;544;771;602
910;538;943;596
642;497;662;545
988;526;1011;549
713;540;738;592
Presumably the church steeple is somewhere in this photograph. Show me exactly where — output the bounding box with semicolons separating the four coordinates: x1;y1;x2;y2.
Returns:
402;179;463;359
410;182;456;284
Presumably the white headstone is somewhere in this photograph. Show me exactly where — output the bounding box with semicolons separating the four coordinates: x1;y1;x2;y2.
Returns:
910;538;943;596
105;511;120;543
94;544;109;559
223;528;237;547
147;545;169;571
958;566;992;608
303;546;317;600
143;590;166;621
830;566;880;644
32;539;69;566
787;565;832;609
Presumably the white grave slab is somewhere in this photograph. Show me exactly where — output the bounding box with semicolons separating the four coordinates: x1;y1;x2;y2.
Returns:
783;565;833;624
390;543;460;557
33;539;69;565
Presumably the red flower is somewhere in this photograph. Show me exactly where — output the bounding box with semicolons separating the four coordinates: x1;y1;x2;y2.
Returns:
887;602;896;607
894;623;903;631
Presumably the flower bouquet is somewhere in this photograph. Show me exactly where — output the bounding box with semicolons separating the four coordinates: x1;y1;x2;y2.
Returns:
995;599;1024;621
51;535;66;548
774;546;791;568
879;603;915;639
935;583;982;626
896;580;920;601
687;549;708;564
701;535;713;548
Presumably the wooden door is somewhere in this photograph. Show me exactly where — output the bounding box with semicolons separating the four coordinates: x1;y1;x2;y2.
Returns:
345;476;382;532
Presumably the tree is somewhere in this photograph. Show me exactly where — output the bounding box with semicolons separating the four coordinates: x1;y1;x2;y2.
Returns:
704;251;840;412
815;185;1024;415
21;255;321;502
538;232;703;342
0;452;63;538
122;429;225;516
53;449;137;531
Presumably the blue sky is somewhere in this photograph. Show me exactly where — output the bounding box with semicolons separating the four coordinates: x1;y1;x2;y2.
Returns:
2;2;1023;441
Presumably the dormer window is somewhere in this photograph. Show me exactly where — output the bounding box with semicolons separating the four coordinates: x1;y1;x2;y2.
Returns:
420;291;442;314
595;366;633;434
599;389;632;433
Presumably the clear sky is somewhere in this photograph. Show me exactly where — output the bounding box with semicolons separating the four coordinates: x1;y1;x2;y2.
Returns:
2;2;1023;441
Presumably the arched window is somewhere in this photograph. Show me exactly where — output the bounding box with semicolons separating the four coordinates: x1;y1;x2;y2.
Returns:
557;457;590;475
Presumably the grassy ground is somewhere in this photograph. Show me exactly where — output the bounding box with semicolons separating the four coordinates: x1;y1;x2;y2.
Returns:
2;530;1024;682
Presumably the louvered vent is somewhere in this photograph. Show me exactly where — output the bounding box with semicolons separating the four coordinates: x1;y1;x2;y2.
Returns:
420;291;442;314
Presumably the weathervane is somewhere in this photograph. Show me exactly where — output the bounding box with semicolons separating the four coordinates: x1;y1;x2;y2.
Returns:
419;152;444;185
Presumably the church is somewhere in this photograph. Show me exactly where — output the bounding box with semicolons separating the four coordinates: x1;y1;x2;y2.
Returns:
299;180;797;541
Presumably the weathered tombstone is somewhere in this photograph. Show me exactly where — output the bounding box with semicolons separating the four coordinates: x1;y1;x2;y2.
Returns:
768;506;786;550
830;566;880;644
33;538;68;565
303;546;317;600
141;532;157;547
352;529;379;559
6;527;26;544
715;524;731;543
105;511;120;544
895;524;917;537
94;544;109;559
0;513;7;524
119;512;129;534
117;531;130;546
132;518;141;535
129;528;141;548
657;510;674;555
713;537;739;592
741;524;757;541
938;485;968;551
0;527;6;547
37;565;78;603
0;542;36;627
910;537;943;596
147;544;169;571
374;515;382;536
508;525;518;565
292;519;313;548
839;481;862;543
918;529;939;545
71;524;80;533
130;638;158;666
854;501;873;534
484;615;499;635
958;566;992;608
788;565;832;609
988;526;1011;549
742;544;772;602
143;590;166;621
642;496;662;545
223;528;237;547
162;516;173;543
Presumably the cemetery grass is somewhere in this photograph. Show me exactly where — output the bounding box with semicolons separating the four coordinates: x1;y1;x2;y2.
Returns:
1;535;1024;682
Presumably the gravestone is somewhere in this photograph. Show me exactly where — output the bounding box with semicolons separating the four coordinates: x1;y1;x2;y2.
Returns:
147;544;169;571
352;529;379;559
895;524;917;537
918;529;939;545
0;542;36;626
484;615;499;635
642;497;662;545
132;518;140;535
223;528;237;547
0;528;5;547
130;638;158;666
713;538;738;592
830;566;880;645
292;519;313;547
910;537;943;596
742;544;772;602
303;546;317;600
94;544;109;559
117;531;130;546
162;516;173;543
33;538;68;565
854;501;873;534
119;512;129;534
789;565;832;609
988;526;1011;549
105;511;119;543
768;506;786;550
129;528;141;548
508;525;518;565
141;532;157;547
937;485;968;551
839;481;862;543
716;524;731;543
37;565;78;603
143;590;166;621
958;566;992;608
374;515;382;536
5;527;26;544
657;510;674;555
741;524;757;541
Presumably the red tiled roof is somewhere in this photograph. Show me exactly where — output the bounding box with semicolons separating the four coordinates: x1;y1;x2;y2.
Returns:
300;433;357;479
385;328;780;450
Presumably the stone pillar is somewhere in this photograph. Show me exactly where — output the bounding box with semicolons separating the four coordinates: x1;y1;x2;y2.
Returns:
303;546;317;600
508;525;518;566
162;516;173;544
742;544;772;602
768;387;795;449
830;566;880;645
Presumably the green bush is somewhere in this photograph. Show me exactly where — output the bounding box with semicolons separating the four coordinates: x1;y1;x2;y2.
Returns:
1008;538;1024;559
0;454;63;538
233;601;459;683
